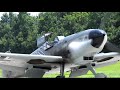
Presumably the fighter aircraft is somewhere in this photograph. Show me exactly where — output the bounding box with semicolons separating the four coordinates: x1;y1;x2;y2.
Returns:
0;29;120;78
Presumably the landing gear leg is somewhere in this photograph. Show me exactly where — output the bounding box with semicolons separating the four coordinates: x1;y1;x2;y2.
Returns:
87;64;107;78
56;62;65;78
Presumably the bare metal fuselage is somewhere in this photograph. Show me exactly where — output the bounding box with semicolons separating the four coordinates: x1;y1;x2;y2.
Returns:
31;29;107;73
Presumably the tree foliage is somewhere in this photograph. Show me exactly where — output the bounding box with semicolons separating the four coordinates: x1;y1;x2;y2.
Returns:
0;12;120;53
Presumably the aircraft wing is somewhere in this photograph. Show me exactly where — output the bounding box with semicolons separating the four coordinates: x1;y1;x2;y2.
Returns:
93;52;120;66
0;52;63;77
94;52;120;62
69;55;120;78
0;52;63;64
69;52;120;78
94;56;120;68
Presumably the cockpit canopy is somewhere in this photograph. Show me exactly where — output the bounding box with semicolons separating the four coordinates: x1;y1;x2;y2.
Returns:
37;32;65;48
37;32;52;47
54;36;65;42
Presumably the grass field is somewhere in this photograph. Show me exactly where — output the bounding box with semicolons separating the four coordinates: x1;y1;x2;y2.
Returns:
44;62;120;78
0;62;120;78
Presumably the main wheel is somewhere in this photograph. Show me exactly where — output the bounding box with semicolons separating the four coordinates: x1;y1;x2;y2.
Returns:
95;73;107;78
56;75;65;78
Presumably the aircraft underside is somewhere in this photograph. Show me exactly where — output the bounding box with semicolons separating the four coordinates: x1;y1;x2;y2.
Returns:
2;57;118;78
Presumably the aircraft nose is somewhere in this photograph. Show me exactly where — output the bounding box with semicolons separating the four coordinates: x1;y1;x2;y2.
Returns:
89;29;106;48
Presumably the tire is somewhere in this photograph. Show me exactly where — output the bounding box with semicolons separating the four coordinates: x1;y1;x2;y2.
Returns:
56;76;65;78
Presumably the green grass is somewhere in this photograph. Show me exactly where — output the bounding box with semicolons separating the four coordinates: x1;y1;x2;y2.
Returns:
0;69;2;78
0;62;120;78
44;62;120;78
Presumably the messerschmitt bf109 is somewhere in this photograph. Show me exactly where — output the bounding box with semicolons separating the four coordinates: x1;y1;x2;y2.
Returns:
0;29;120;78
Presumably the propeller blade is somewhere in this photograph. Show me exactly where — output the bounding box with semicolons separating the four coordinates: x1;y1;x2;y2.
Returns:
103;41;120;53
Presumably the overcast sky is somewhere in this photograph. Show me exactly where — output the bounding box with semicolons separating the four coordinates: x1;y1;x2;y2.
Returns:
0;12;40;18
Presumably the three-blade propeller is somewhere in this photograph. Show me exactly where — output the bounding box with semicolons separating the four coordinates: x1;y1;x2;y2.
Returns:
102;41;120;53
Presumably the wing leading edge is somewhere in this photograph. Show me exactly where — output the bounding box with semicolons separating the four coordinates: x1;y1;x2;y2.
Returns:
0;52;63;63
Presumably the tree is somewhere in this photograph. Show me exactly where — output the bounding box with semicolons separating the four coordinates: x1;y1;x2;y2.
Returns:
0;12;120;53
